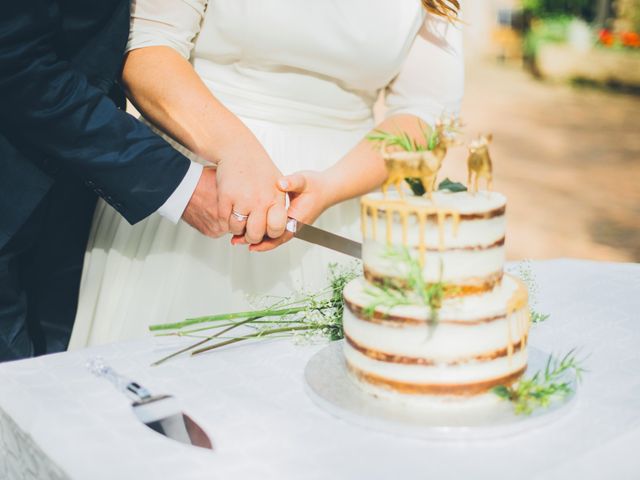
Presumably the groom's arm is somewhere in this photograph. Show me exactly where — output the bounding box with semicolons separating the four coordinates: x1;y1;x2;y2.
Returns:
0;1;201;225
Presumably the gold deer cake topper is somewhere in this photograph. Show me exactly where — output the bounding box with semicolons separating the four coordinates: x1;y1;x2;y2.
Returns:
466;134;493;194
370;117;461;200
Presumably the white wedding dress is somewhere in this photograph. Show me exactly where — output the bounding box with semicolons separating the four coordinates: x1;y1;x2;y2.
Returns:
69;0;463;348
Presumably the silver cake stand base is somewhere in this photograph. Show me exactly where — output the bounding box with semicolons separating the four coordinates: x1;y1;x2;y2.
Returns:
304;340;577;440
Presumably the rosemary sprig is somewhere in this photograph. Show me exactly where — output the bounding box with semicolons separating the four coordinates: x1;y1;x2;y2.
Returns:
366;128;433;152
363;247;445;325
149;263;360;365
367;123;435;196
149;305;312;332
367;121;465;197
493;349;585;415
363;283;413;318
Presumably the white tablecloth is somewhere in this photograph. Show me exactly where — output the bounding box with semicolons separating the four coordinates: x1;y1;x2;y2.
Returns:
1;259;639;480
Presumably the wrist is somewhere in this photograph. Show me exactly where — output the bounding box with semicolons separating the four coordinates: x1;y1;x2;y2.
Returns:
318;169;347;208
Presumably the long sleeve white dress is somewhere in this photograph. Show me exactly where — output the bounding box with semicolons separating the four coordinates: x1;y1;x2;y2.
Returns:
69;0;464;348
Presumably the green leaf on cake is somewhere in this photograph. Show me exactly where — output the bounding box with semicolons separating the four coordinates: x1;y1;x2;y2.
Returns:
366;126;432;153
492;385;511;400
530;311;550;324
404;178;427;196
363;247;445;326
367;123;467;198
437;178;467;192
492;349;585;415
400;177;468;197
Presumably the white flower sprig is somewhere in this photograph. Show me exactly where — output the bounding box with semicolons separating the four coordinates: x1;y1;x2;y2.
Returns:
149;263;360;366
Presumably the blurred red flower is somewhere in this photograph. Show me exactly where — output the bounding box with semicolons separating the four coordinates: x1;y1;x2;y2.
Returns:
598;29;615;46
620;31;640;48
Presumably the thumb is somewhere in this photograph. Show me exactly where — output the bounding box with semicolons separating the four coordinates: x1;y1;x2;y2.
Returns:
277;173;307;193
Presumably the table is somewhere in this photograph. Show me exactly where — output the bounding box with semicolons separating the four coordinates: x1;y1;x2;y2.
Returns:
1;259;639;480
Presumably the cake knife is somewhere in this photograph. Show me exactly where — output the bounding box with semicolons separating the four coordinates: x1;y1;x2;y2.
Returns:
286;218;362;259
87;357;213;450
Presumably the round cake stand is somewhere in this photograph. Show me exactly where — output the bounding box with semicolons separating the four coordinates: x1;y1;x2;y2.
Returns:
304;340;578;441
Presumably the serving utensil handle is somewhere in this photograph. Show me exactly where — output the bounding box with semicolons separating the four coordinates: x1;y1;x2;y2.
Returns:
87;357;152;402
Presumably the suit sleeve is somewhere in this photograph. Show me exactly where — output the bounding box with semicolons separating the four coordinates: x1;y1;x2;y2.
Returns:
0;1;191;224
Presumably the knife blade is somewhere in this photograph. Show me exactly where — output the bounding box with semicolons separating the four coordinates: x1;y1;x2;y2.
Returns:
286;218;362;259
87;357;213;450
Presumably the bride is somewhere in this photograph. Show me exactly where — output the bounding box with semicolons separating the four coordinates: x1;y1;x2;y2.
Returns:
69;0;463;347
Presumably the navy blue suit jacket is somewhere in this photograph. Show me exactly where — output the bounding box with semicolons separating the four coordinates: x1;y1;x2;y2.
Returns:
0;0;191;250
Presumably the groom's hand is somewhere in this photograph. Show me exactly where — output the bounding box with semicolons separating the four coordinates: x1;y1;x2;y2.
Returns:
215;149;287;244
244;171;332;252
182;167;227;238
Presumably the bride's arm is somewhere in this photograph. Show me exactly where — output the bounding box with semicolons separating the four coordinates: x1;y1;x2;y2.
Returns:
244;114;434;251
251;13;463;251
122;0;287;243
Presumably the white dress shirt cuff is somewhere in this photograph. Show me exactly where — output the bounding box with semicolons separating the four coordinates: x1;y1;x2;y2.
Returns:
156;161;203;223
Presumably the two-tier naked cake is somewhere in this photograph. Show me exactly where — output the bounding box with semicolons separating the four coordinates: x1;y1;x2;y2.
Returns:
342;189;530;405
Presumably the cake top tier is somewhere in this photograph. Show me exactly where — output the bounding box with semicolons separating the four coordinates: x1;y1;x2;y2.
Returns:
361;190;506;217
360;190;507;291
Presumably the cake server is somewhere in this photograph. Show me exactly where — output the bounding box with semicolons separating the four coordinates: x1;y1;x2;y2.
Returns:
286;218;362;259
87;357;213;450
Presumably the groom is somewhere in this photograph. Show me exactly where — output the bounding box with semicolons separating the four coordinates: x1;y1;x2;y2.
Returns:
0;0;231;362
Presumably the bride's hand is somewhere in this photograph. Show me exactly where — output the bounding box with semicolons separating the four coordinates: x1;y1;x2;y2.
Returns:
216;147;287;244
242;170;332;252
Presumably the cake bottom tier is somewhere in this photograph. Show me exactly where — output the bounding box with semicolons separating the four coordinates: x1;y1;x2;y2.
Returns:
342;274;529;403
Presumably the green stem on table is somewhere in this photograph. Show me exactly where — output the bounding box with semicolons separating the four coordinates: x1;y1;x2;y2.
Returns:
149;304;324;332
151;316;260;367
153;319;305;337
191;325;314;357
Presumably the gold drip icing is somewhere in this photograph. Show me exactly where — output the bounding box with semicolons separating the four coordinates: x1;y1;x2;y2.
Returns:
372;207;378;241
418;212;427;265
507;310;513;364
506;278;529;314
361;196;460;267
401;210;408;245
504;278;529;365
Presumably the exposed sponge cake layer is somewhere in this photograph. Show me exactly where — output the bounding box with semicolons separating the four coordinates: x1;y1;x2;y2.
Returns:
342;274;529;397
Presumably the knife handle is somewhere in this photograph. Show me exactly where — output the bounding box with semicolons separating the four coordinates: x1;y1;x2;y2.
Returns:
87;357;152;402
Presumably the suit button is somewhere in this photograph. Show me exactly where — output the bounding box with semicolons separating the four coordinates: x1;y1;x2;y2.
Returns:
86;180;95;187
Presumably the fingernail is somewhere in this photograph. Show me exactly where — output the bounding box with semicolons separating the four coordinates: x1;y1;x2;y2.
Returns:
278;179;288;189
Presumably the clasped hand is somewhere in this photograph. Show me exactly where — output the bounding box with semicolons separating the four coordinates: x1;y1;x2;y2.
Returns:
183;149;289;244
184;156;328;252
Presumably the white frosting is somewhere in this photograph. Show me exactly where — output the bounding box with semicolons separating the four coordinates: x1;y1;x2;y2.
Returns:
364;241;504;283
346;190;528;401
345;342;527;384
363;191;506;249
344;276;528;360
366;190;506;214
361;191;506;284
346;371;505;409
342;274;529;397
